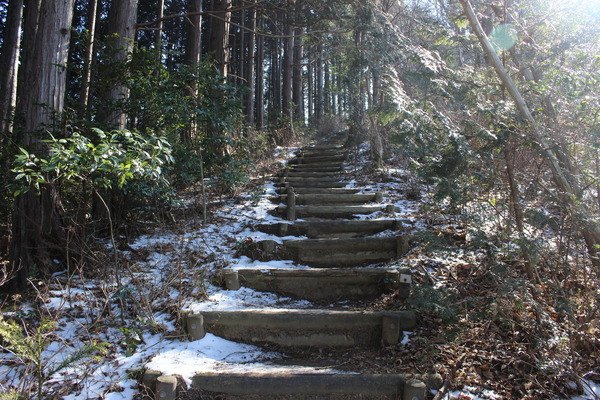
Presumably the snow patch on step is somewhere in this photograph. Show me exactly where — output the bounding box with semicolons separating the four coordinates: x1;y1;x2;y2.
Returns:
230;255;311;270
145;333;351;387
185;285;312;312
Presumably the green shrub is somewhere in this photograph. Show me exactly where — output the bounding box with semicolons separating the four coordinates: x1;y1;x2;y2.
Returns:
11;129;173;197
0;316;108;399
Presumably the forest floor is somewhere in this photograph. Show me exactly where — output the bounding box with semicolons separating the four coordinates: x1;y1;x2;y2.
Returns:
0;136;599;400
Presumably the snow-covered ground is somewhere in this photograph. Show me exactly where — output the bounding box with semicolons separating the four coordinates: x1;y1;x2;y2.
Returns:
1;142;597;399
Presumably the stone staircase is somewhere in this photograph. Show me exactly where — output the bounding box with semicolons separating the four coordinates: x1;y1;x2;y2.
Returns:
143;131;440;399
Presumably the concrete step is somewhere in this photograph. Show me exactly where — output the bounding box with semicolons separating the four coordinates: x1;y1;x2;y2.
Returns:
289;154;346;164
274;181;349;189
273;176;344;184
288;165;343;173
275;187;361;195
304;142;346;150
256;219;408;238
186;372;430;399
288;162;344;170
296;151;348;160
184;309;417;348
270;204;396;219
275;192;384;205
277;170;344;178
220;268;412;301
255;236;409;267
298;146;347;153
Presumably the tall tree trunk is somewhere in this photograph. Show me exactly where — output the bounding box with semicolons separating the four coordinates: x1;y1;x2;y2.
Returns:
316;44;325;122
269;35;282;124
10;0;75;285
255;12;264;129
324;60;331;115
0;0;24;134
207;0;231;78
103;0;139;130
307;55;314;124
79;0;98;109
236;1;245;87
348;30;365;141
206;0;231;157
245;3;257;126
461;0;600;268
281;13;293;123
182;0;202;146
372;69;381;107
93;0;138;226
292;24;304;124
156;0;164;52
184;0;202;66
332;62;339;114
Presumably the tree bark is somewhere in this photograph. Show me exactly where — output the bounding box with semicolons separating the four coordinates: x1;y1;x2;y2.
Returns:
0;0;24;134
10;0;75;285
316;43;325;122
184;0;202;66
156;0;164;52
103;0;139;130
79;0;98;109
255;12;265;129
92;0;138;227
281;13;294;122
292;24;304;123
269;34;282;124
245;3;257;126
207;0;231;78
236;1;245;87
324;59;331;114
332;62;339;114
181;0;202;146
307;53;314;124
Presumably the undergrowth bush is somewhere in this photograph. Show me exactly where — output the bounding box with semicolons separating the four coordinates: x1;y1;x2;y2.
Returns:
0;316;108;399
10;128;174;232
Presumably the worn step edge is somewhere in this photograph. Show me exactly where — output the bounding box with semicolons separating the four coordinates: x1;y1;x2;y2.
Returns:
273;176;345;183
190;372;428;399
183;309;417;348
304;143;347;150
254;236;410;267
274;187;361;195
274;193;384;205
296;251;397;267
289;155;347;164
274;181;349;189
220;268;412;301
142;370;441;400
277;171;345;178
283;236;407;250
297;150;348;158
272;204;396;217
287;160;344;167
288;166;343;173
256;219;408;238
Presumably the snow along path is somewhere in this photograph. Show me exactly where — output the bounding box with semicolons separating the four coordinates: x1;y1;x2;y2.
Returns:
0;144;361;399
6;143;591;399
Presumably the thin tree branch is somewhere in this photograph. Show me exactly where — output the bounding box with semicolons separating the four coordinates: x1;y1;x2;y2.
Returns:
137;1;350;39
136;2;264;30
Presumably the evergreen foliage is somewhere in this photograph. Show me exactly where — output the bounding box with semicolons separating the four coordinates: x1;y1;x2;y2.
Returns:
0;316;109;399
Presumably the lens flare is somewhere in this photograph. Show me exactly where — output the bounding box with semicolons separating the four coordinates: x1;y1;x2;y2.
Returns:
489;23;518;51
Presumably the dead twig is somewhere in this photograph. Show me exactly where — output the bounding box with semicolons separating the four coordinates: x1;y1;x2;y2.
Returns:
432;353;466;400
